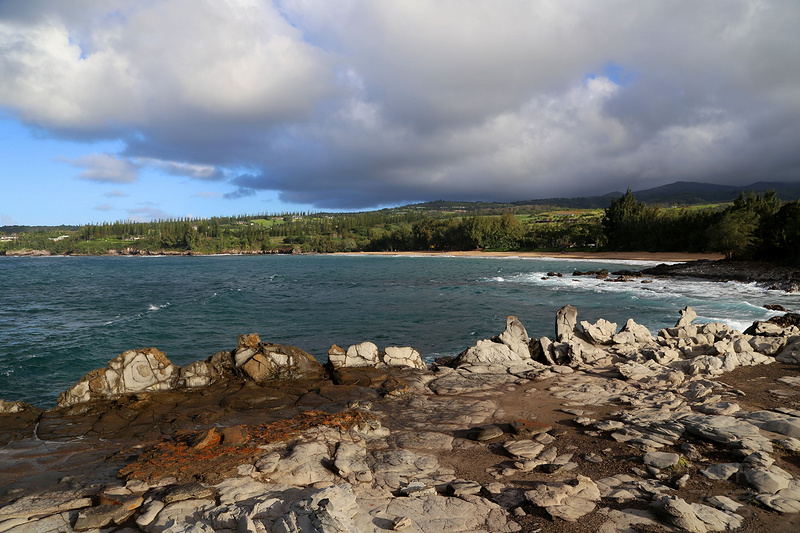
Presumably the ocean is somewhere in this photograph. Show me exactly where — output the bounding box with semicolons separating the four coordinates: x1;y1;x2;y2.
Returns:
1;254;796;408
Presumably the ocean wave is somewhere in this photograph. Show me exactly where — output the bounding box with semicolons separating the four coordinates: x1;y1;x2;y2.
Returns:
147;302;171;312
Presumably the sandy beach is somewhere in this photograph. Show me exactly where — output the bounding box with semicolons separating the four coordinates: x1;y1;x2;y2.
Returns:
348;250;726;262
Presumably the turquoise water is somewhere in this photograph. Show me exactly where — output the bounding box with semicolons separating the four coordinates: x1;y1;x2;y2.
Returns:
0;254;796;407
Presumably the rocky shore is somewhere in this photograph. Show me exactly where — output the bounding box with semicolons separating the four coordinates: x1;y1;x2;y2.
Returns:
642;260;800;293
2;308;800;532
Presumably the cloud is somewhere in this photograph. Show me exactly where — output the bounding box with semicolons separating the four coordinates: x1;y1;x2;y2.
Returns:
125;204;171;222
223;186;257;200
59;153;138;183
93;203;114;211
136;157;225;181
192;191;223;199
1;1;799;209
104;189;127;197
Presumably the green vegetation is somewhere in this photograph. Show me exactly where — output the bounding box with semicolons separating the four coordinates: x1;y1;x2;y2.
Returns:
2;189;798;264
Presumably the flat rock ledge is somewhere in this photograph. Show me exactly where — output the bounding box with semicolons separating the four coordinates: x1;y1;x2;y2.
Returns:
2;305;800;532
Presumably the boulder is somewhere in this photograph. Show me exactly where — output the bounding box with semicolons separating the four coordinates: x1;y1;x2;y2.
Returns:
179;350;235;388
457;340;522;365
233;335;325;381
676;306;697;328
497;315;532;360
619;318;654;344
651;495;743;533
525;475;601;522
581;318;617;345
555;305;579;342
328;342;380;368
0;399;37;414
58;348;179;406
383;346;426;369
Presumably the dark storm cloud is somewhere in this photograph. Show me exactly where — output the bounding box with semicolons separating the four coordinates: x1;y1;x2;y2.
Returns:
1;0;799;209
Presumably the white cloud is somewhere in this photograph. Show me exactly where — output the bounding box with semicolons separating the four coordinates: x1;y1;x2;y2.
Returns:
104;189;127;197
136;158;224;181
60;153;138;183
1;1;799;208
93;203;114;211
192;191;223;198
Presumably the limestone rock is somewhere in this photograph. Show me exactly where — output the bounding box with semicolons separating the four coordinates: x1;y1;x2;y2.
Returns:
0;399;37;414
329;342;380;368
651;495;743;533
497;315;532;360
0;489;93;521
383;346;426;369
234;338;324;382
457;339;522;365
555;305;579;342
163;482;217;504
676;306;698;328
644;452;681;469
777;339;800;363
581;318;618;345
73;504;137;531
58;348;179;406
468;424;504;441
619;318;654;344
334;441;373;483
525;475;600;522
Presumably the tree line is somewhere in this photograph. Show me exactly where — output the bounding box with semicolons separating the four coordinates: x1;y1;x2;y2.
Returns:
2;190;798;264
602;189;800;263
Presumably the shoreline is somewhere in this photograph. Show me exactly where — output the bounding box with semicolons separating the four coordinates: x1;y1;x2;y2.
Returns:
1;249;726;263
2;309;800;532
345;250;727;262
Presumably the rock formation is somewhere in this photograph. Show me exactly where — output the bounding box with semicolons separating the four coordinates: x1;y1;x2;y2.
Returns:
4;305;800;532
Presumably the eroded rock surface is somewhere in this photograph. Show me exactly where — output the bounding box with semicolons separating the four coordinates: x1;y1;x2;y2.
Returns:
4;306;800;532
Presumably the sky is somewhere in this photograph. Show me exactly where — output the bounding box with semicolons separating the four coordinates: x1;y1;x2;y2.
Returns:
1;1;799;226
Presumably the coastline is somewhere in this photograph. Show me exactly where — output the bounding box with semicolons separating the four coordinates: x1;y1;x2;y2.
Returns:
346;250;727;262
2;309;800;532
1;249;726;263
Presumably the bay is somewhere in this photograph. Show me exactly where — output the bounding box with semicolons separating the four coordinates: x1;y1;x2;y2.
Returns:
0;254;795;408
